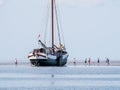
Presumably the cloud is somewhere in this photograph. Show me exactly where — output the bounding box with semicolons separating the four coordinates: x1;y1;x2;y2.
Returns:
57;0;108;7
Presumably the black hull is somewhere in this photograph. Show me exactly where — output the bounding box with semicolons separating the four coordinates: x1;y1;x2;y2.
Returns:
30;58;67;66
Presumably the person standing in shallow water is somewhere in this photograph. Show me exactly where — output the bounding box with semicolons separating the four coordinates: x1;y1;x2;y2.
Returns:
88;58;91;65
85;58;87;64
97;58;100;66
73;58;76;65
15;58;18;65
106;58;110;65
97;58;100;63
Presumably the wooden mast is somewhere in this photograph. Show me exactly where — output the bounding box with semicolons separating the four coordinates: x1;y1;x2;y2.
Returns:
51;0;54;50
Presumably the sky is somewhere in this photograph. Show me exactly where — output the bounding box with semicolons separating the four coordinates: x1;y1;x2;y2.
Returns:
0;0;120;62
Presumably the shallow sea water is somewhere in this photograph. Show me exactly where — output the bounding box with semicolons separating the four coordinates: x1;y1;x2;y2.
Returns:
0;65;120;90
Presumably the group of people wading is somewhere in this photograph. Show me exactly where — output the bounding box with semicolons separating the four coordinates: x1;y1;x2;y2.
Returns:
73;58;110;65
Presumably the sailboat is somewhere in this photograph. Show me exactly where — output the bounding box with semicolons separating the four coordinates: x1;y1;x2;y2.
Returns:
28;0;69;66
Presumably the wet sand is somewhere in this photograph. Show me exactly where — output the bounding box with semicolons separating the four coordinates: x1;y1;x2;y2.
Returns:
67;61;120;66
0;60;120;66
0;64;120;90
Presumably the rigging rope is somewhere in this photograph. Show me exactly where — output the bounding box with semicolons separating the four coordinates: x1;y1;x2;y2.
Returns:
55;0;61;45
44;1;50;44
54;1;66;49
39;0;66;49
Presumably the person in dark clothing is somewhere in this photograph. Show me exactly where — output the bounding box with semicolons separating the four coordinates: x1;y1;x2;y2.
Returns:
106;58;110;65
73;58;76;65
85;58;87;64
97;58;100;63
